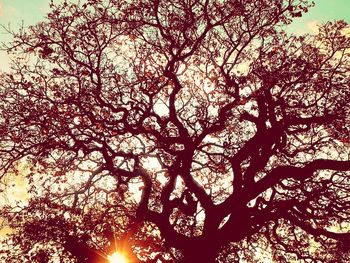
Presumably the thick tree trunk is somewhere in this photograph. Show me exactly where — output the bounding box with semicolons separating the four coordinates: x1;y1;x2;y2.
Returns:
180;242;219;263
181;250;217;262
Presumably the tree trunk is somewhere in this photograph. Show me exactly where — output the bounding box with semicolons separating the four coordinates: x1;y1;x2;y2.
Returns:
180;243;219;263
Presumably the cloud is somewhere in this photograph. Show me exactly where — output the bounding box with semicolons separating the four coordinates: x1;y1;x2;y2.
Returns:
307;20;320;34
0;3;18;24
341;26;350;36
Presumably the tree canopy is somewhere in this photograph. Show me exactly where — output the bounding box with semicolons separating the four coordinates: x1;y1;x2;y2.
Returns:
0;0;350;262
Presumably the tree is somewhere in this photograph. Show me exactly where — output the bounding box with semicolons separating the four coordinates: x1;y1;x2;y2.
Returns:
1;0;350;262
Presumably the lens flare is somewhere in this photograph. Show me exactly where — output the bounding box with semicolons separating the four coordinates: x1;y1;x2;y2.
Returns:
107;251;128;263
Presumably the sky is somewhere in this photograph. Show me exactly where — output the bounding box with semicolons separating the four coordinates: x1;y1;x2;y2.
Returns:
0;0;350;71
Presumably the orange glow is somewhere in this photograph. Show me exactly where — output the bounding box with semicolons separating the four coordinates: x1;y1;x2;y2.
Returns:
107;251;128;263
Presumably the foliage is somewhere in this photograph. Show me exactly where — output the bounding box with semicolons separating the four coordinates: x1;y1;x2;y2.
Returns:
1;0;350;262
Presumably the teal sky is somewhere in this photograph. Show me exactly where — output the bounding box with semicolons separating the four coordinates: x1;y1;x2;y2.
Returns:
288;0;350;34
0;0;350;70
0;0;51;26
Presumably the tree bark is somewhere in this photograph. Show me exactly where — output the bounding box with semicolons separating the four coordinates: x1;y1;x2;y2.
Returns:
180;240;220;263
181;250;217;263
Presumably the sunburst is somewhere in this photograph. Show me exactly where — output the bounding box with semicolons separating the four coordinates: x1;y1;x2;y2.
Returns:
107;251;128;263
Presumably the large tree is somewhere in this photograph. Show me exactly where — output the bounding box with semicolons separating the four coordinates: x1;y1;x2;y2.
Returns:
1;0;350;262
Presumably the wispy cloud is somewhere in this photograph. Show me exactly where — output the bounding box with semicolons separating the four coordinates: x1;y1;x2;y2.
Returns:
307;20;320;34
0;3;18;24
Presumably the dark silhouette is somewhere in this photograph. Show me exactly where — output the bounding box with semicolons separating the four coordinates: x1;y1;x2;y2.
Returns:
1;0;349;262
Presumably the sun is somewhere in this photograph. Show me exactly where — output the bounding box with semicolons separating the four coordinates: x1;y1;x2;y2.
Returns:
107;251;128;263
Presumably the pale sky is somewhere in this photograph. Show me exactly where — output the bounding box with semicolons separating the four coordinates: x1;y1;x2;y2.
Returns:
0;0;350;71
